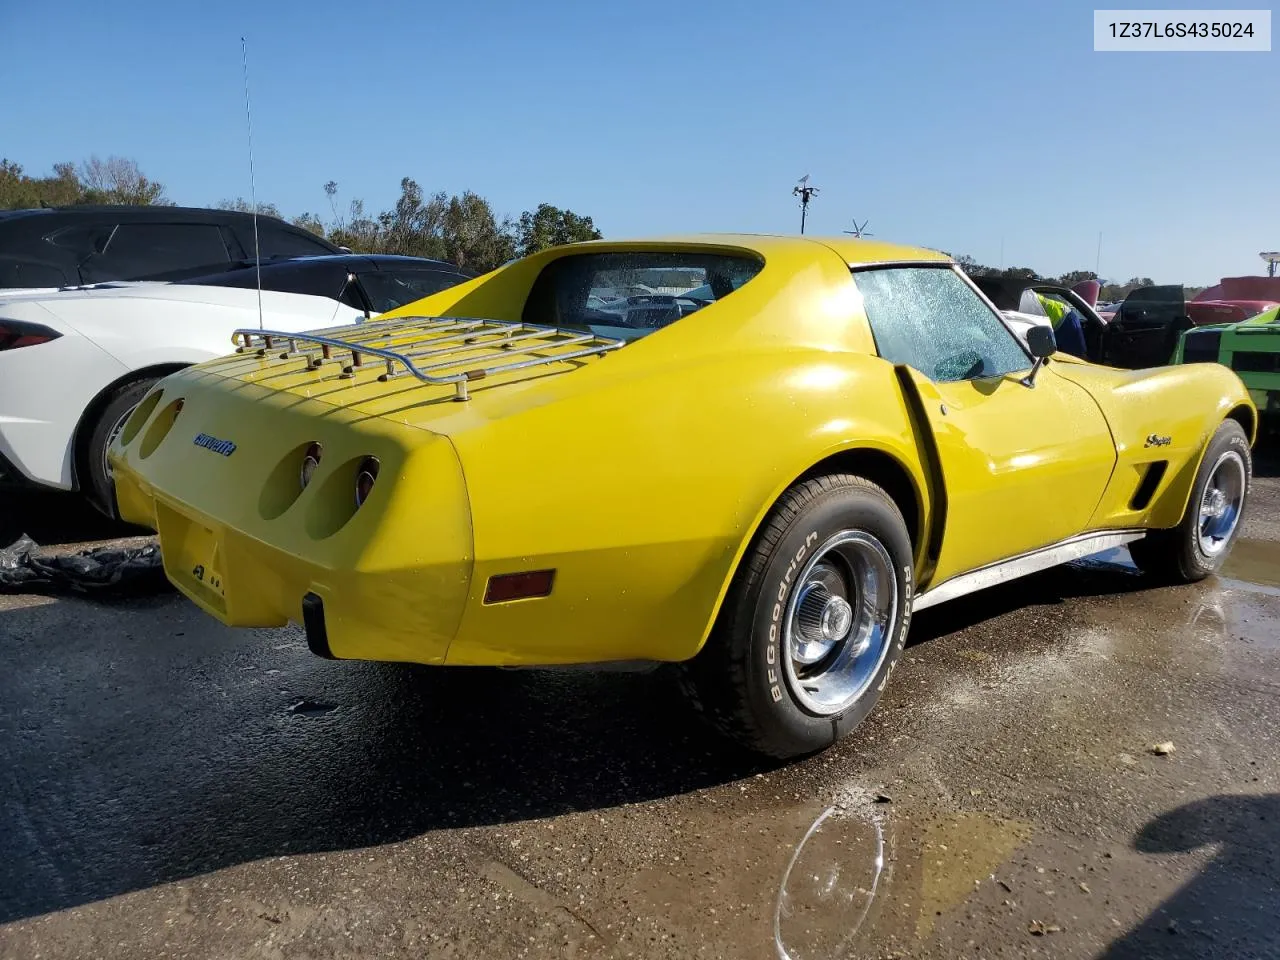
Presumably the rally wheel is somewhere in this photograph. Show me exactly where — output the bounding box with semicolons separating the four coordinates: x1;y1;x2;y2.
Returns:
681;474;914;759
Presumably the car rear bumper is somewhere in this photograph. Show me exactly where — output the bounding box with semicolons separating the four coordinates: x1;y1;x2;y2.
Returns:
113;463;472;665
108;373;477;665
106;362;734;671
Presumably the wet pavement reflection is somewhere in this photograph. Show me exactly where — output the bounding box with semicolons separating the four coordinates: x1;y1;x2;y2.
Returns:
0;459;1278;959
774;794;888;960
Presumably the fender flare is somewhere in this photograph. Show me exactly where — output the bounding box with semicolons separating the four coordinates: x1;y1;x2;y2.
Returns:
688;434;931;658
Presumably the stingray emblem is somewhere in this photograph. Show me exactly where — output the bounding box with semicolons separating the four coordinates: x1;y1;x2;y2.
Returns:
193;433;237;456
1144;433;1172;448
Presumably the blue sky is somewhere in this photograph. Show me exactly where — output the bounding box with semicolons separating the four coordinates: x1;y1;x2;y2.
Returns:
2;0;1275;284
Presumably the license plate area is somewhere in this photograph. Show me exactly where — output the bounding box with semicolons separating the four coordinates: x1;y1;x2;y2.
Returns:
155;500;228;614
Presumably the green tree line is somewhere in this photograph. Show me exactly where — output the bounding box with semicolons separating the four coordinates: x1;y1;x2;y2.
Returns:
2;156;602;273
1;156;1206;294
1;155;168;207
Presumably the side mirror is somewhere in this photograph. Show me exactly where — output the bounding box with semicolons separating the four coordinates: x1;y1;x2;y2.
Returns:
1021;324;1057;387
1026;323;1057;359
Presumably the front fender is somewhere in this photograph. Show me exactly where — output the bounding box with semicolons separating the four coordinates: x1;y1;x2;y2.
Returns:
1052;358;1255;530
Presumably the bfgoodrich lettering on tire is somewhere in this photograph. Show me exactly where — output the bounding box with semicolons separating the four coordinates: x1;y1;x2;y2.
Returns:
681;474;914;759
1130;418;1252;584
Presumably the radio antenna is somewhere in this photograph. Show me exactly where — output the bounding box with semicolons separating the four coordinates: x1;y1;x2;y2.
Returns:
240;36;263;330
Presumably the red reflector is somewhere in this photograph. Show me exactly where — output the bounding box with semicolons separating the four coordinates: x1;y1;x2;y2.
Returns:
483;569;556;604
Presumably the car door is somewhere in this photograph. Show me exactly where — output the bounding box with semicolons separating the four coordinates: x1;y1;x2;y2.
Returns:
1100;285;1191;369
853;264;1118;584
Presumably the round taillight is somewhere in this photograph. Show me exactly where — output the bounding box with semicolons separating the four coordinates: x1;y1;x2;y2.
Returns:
300;442;322;489
354;457;380;508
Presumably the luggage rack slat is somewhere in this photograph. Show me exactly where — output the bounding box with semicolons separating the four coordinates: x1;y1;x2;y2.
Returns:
306;315;498;345
389;324;567;364
391;331;601;378
231;317;624;401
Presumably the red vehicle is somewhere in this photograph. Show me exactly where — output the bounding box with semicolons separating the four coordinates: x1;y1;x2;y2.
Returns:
1188;276;1280;325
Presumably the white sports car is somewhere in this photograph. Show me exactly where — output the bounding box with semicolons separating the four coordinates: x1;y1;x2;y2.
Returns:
0;254;469;514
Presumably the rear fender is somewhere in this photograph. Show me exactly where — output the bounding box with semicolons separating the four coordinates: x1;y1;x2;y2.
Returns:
685;370;933;659
445;353;932;666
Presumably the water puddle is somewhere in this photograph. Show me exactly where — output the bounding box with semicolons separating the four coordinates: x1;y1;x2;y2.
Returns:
911;813;1033;939
1072;539;1280;597
775;797;890;960
1221;538;1280;593
774;793;1034;959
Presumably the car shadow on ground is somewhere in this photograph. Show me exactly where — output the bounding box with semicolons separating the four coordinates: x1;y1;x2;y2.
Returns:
0;591;778;924
1098;793;1280;958
908;552;1154;646
0;482;1266;926
1;489;149;547
0;558;1168;926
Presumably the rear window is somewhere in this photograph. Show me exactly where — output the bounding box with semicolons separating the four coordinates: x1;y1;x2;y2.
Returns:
522;251;763;340
255;227;338;259
361;269;469;313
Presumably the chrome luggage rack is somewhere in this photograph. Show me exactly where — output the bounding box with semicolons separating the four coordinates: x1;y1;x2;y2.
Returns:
231;316;625;401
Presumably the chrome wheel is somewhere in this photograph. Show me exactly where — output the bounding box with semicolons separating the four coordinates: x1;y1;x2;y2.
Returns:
781;530;899;716
102;407;134;481
1196;450;1246;557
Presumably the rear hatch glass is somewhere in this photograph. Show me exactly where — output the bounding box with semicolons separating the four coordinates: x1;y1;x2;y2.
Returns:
522;251;763;341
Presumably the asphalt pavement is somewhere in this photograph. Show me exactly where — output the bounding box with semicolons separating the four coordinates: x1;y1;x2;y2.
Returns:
1;452;1278;960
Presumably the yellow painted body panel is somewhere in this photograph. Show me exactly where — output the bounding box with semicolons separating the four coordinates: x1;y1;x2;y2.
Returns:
903;366;1117;583
1050;357;1257;529
113;370;473;663
108;234;1255;667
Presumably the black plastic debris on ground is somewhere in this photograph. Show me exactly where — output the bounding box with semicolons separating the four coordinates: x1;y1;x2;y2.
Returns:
0;534;172;596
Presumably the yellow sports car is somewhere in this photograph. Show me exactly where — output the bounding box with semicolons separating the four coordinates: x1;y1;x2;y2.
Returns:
108;235;1256;758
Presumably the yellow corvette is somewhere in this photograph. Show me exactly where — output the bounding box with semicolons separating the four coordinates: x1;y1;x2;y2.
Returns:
108;235;1256;758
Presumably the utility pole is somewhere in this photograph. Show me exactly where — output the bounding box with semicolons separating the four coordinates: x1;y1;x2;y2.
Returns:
792;175;819;234
1096;232;1103;276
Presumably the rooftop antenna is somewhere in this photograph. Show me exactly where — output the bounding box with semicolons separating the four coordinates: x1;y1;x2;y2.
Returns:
792;175;819;234
1261;251;1280;278
241;36;263;329
843;218;873;238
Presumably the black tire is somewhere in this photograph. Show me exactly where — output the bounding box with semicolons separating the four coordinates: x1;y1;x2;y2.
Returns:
1129;419;1251;584
680;474;914;759
81;379;156;518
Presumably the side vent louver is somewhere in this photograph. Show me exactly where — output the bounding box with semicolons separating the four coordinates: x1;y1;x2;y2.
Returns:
1129;461;1168;511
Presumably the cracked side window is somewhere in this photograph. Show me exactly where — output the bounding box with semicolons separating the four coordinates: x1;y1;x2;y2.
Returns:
854;265;1032;382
